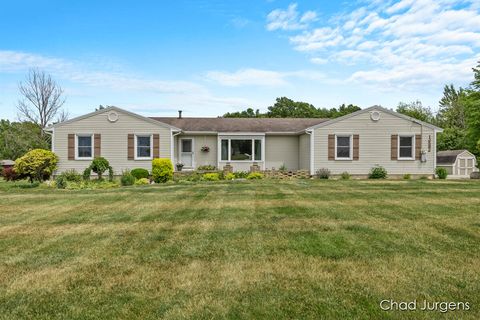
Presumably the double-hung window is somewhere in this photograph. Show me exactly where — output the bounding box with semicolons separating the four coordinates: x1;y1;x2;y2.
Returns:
76;134;93;159
220;138;262;161
398;135;414;160
136;135;152;159
335;135;352;160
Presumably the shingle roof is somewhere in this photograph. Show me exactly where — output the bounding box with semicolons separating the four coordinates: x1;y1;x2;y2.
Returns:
437;150;467;165
149;117;329;133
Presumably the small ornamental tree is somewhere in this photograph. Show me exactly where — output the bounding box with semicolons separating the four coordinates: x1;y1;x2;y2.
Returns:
14;149;58;182
152;158;173;183
84;157;114;181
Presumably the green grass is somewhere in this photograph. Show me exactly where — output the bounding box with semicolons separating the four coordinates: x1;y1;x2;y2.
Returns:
0;179;479;319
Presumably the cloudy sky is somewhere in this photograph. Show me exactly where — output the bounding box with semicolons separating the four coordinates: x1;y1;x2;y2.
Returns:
1;0;479;120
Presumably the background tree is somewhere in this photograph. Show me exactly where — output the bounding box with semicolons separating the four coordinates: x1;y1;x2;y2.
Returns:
396;100;435;123
17;69;67;130
0;120;48;160
223;97;360;118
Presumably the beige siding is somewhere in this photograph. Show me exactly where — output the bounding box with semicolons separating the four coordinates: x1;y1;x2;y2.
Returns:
173;135;217;169
313;108;436;175
54;109;171;174
437;165;453;175
265;136;299;170
298;134;310;170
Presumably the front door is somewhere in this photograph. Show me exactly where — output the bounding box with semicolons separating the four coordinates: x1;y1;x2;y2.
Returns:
180;139;194;168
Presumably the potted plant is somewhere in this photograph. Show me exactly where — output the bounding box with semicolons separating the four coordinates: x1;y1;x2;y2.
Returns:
176;162;184;171
201;145;210;153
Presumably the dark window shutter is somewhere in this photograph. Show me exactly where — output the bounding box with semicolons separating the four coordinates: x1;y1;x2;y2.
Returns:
128;134;134;160
353;134;359;160
415;134;422;160
94;134;101;157
328;134;335;160
391;135;398;160
153;134;160;158
68;134;75;160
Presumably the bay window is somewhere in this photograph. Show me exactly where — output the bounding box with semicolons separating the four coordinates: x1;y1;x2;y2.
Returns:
220;138;263;161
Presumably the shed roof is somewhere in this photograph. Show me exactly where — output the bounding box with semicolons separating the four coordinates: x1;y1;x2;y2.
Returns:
149;117;329;133
437;150;470;165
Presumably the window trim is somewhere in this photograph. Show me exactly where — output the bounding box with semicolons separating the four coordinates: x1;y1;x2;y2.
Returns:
75;134;94;160
134;134;153;160
334;134;353;160
398;134;415;160
218;137;264;162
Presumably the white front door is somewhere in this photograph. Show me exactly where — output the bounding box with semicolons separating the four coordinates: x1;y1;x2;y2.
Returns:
180;139;194;168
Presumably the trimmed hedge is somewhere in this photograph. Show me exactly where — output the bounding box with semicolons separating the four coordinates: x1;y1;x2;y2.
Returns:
152;158;173;183
131;168;149;180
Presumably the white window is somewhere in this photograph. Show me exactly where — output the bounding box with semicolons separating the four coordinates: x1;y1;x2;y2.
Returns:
220;138;263;161
135;135;153;160
398;135;415;160
335;135;352;160
76;134;93;160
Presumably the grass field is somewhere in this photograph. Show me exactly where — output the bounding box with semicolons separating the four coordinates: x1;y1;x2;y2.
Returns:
0;179;479;319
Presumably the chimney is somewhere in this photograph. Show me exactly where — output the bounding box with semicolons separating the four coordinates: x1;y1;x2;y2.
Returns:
178;110;183;119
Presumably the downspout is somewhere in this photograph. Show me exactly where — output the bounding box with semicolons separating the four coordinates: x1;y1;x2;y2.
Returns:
171;130;182;165
306;129;314;176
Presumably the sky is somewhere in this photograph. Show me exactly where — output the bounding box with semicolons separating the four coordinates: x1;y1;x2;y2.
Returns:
0;0;479;120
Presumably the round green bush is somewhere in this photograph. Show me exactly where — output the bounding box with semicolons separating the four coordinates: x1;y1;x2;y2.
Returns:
90;157;110;180
436;167;448;179
368;166;387;179
131;168;149;180
14;149;58;182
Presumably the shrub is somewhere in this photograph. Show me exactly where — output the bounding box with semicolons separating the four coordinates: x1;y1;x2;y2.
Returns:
420;175;429;180
120;170;135;186
83;167;92;180
135;178;150;185
61;169;82;182
203;173;220;181
197;165;216;171
316;168;331;179
55;175;67;189
340;171;351;180
403;173;411;180
279;163;287;172
131;168;149;180
368;166;387;179
14;149;58;182
234;171;249;179
470;171;480;179
436;167;448;179
152;158;173;183
246;172;264;180
2;167;19;181
225;172;235;180
90;157;111;180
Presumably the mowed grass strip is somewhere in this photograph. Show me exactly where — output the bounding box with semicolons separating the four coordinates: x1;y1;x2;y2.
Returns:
0;179;479;319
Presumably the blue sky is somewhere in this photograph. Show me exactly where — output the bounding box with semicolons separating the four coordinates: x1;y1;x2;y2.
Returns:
1;0;479;121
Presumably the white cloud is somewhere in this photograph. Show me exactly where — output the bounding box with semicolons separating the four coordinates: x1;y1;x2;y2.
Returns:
205;68;325;87
267;0;480;90
0;50;250;113
266;3;317;31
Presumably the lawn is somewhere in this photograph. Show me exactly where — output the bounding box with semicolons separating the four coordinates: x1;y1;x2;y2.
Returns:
0;179;479;319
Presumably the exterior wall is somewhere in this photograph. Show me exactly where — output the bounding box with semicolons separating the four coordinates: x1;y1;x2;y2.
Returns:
173;134;217;169
298;134;310;170
53;109;171;174
313;108;436;175
265;135;299;170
